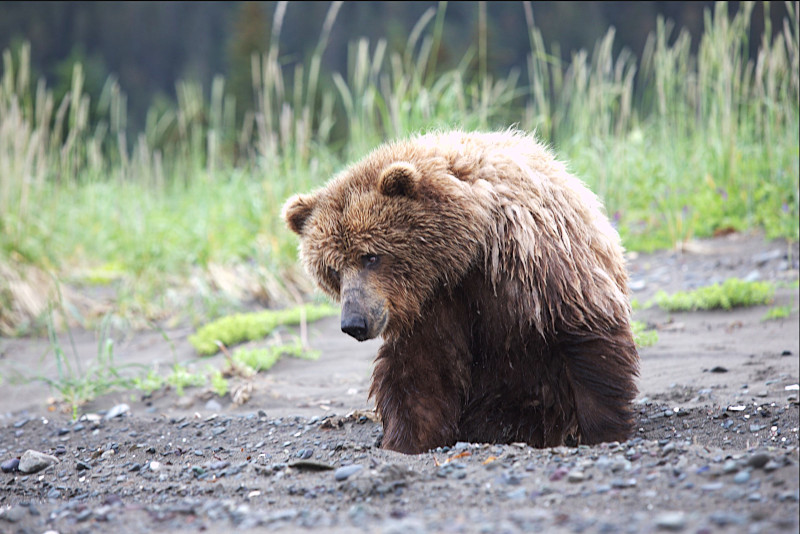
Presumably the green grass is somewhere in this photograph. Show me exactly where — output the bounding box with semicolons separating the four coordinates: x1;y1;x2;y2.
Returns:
231;339;320;374
652;278;775;312
188;303;338;355
631;320;659;348
762;305;793;321
39;311;141;418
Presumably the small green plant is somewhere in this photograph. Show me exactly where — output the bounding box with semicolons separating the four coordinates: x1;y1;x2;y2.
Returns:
762;305;793;321
132;368;166;394
652;278;775;312
631;320;659;348
208;367;229;397
231;338;320;373
40;311;140;418
189;303;338;355
164;363;207;396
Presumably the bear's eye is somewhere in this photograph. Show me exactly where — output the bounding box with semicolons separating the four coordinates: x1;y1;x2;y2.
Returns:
362;254;380;269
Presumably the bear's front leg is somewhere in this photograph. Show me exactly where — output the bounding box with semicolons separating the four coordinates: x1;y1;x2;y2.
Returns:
560;323;639;444
370;303;472;454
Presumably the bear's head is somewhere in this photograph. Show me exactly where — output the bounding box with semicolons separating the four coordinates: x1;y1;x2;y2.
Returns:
283;158;488;341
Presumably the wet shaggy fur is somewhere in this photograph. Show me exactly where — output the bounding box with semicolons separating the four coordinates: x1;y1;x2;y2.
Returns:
283;130;639;454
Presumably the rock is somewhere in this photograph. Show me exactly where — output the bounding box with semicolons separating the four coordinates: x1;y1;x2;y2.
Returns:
567;470;586;483
205;399;222;411
710;366;728;373
1;458;19;473
335;464;363;481
18;450;60;474
746;452;770;469
763;460;781;472
104;403;130;420
289;460;335;471
722;460;739;474
733;470;750;484
0;505;27;523
655;511;686;531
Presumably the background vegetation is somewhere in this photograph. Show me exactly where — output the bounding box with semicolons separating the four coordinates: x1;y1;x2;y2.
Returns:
0;1;797;335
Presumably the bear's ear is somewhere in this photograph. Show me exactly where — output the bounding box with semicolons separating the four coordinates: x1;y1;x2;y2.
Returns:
378;162;420;198
283;194;317;235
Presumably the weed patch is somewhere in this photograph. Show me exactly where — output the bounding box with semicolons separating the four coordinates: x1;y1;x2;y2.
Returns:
762;305;793;321
652;279;775;312
189;303;338;355
632;320;659;348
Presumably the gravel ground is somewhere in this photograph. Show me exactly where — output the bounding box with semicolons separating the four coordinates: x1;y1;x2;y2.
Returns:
1;231;798;534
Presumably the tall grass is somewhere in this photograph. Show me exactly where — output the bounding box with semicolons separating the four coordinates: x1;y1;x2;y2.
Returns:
0;1;797;332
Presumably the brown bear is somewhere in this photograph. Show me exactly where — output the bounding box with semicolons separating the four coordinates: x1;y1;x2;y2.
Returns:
283;130;639;454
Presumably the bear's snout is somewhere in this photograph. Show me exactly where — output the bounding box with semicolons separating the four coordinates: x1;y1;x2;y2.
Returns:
341;307;370;341
340;281;388;341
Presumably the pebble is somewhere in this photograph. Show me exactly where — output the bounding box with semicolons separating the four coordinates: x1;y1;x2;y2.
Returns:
567;470;585;483
104;403;130;420
1;505;27;523
13;418;29;428
205;399;222;411
334;464;363;481
18;450;60;474
655;511;686;531
722;460;739;474
746;453;770;469
762;460;781;472
733;470;750;484
1;458;20;473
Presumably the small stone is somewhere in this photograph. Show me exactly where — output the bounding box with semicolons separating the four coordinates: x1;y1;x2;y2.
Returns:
18;450;60;474
710;366;728;373
13;418;29;428
205;399;222;411
655;511;686;531
149;461;161;472
749;424;763;433
296;448;314;460
1;505;27;523
1;458;20;473
289;460;335;471
762;460;781;472
76;460;92;471
722;460;739;474
567;470;585;483
506;487;527;500
746;453;770;469
104;403;130;420
334;464;363;481
733;470;750;484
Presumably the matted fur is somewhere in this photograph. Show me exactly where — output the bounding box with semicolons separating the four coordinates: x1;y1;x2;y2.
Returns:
283;130;639;454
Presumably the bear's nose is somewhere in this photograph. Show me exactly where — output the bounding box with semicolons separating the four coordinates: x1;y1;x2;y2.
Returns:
341;314;369;341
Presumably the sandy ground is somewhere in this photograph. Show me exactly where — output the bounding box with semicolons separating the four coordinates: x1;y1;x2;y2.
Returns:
0;231;798;533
